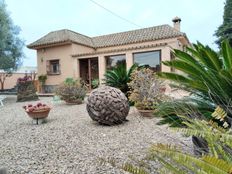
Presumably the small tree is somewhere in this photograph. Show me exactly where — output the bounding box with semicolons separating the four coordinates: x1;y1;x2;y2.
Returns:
0;1;24;89
215;0;232;46
0;71;12;90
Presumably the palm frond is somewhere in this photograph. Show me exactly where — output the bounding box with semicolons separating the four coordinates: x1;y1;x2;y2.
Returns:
150;144;232;174
221;40;232;71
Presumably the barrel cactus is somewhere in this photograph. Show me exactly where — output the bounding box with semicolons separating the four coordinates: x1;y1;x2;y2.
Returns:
86;86;129;125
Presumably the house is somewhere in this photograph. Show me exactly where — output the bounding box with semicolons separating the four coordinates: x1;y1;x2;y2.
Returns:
27;17;190;93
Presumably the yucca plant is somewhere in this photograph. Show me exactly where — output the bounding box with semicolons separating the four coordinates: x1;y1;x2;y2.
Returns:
155;40;232;126
104;63;137;95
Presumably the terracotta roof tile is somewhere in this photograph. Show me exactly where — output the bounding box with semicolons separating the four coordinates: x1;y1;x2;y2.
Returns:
27;29;94;48
27;25;185;49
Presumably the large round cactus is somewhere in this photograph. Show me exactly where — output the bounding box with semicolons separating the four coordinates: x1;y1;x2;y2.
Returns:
86;86;129;125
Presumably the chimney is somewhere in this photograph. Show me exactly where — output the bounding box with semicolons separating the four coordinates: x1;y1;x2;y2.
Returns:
172;16;181;31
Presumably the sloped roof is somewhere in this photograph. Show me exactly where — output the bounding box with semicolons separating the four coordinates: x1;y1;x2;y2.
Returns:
27;29;94;48
27;24;186;49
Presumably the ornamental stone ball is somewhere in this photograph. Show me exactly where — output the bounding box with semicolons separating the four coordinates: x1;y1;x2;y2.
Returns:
86;86;129;125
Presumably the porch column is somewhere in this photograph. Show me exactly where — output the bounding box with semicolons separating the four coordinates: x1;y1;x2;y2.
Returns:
126;52;133;71
98;55;106;84
73;58;80;78
161;47;171;72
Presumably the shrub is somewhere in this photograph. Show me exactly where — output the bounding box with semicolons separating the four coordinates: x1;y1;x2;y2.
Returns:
104;64;137;96
128;68;167;110
38;75;47;85
91;78;99;89
56;78;87;103
17;75;38;102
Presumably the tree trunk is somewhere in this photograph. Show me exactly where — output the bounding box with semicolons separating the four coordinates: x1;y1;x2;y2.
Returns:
0;81;4;90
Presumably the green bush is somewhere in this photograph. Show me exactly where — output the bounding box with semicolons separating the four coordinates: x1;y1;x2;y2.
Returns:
91;78;99;89
38;75;47;85
128;68;167;110
56;78;87;103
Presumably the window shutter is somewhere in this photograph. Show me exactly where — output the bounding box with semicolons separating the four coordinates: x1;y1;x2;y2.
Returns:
46;60;50;74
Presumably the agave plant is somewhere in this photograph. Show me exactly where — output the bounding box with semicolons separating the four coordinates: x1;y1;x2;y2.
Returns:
155;40;232;126
104;63;137;95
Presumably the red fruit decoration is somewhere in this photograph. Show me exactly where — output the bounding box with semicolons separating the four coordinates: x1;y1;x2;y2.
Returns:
23;102;51;121
23;102;51;113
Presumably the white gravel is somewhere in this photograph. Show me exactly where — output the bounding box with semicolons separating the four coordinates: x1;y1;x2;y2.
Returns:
0;96;192;174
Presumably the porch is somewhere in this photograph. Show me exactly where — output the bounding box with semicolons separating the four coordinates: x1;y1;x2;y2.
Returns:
76;46;171;88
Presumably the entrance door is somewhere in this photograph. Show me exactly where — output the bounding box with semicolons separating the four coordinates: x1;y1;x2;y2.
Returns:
79;57;99;89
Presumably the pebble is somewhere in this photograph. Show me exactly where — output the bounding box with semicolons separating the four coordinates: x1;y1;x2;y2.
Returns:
0;96;192;173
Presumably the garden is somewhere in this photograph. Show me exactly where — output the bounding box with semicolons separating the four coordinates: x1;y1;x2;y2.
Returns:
0;0;232;173
0;39;232;173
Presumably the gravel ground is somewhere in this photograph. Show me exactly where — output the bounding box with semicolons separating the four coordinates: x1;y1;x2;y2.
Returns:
0;96;192;174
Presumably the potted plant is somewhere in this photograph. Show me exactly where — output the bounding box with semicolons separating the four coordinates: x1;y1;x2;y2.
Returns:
38;74;47;93
128;68;167;117
55;78;87;104
23;102;51;124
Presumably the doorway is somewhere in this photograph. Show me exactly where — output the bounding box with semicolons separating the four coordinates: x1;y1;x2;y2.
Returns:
79;57;99;89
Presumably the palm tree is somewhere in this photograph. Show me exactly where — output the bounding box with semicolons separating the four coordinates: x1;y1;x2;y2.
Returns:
104;63;137;96
155;40;232;126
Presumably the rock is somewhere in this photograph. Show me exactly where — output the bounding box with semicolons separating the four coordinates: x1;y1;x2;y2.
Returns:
86;86;129;125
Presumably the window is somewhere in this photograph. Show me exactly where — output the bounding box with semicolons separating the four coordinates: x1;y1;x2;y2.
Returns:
46;59;60;75
133;50;161;72
105;54;126;70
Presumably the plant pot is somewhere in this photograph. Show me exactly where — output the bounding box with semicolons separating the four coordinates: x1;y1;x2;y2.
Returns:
64;99;82;105
137;109;154;118
26;108;51;119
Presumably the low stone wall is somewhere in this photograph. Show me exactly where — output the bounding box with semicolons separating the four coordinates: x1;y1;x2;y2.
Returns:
43;85;58;93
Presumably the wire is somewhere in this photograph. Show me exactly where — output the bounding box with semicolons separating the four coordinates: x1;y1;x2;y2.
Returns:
88;0;142;28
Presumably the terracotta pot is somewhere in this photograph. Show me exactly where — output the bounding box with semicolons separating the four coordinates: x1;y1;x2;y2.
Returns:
137;109;154;117
26;108;51;119
64;99;82;105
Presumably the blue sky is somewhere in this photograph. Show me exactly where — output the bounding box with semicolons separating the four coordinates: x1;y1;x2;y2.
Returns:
5;0;225;66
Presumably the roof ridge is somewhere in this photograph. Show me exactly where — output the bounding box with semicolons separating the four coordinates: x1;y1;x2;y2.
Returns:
64;29;96;47
91;24;170;39
165;24;185;34
64;29;92;39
